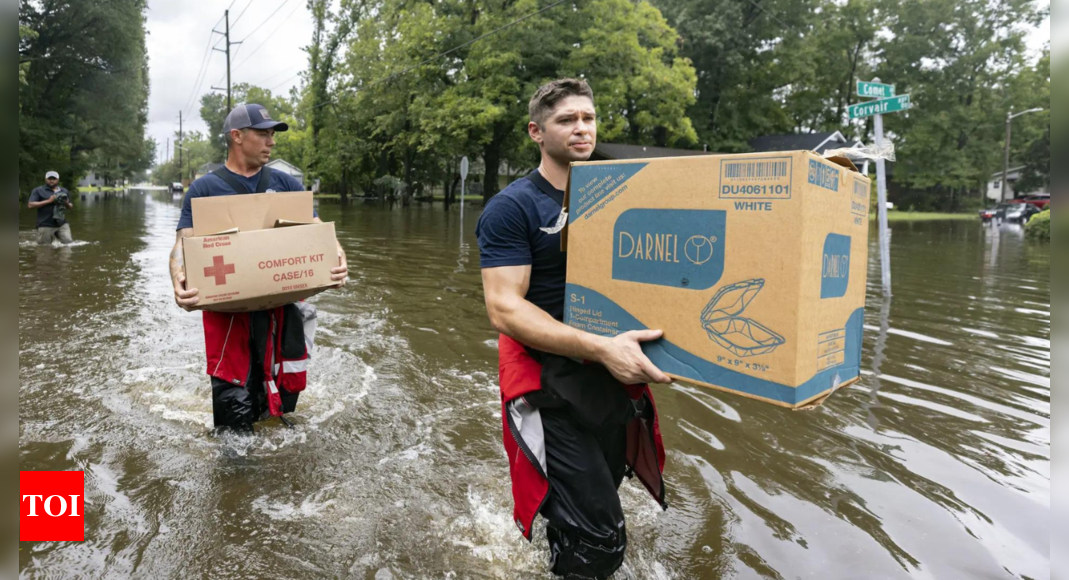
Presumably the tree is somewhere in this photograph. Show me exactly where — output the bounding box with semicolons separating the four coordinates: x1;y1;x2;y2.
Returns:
1015;125;1049;194
199;83;298;163
19;0;151;196
874;0;1046;209
653;0;822;151
326;0;698;202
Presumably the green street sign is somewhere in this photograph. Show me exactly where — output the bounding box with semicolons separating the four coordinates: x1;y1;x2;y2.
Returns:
857;81;895;99
849;94;911;119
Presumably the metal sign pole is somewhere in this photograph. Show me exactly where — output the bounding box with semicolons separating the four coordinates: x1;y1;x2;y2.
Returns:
873;110;892;296
459;156;469;247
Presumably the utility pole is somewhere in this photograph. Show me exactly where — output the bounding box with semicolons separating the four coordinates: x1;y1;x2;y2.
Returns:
212;10;242;111
178;111;184;183
1002;107;1046;202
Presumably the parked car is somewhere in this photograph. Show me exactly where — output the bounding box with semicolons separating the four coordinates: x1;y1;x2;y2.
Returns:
1011;193;1050;210
979;206;1000;222
170;182;184;194
1000;202;1041;224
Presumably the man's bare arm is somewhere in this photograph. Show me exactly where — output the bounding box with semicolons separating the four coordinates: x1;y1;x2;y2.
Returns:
27;195;55;209
171;229;200;311
482;266;671;385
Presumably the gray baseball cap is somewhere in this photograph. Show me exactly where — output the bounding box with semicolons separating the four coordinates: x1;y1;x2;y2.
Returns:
45;171;59;180
223;104;289;133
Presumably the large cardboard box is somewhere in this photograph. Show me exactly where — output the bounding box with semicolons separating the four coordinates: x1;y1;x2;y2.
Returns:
563;151;870;408
183;191;338;313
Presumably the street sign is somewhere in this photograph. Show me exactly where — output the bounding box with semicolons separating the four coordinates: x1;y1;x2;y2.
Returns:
849;94;911;119
459;156;469;223
857;81;895;99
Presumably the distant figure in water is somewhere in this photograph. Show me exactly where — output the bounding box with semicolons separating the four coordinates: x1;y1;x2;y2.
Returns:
27;171;74;245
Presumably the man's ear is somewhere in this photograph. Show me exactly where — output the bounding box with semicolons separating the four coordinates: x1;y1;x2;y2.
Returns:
528;121;543;145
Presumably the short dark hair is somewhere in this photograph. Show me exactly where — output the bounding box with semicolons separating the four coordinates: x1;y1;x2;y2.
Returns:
529;78;594;127
224;128;249;150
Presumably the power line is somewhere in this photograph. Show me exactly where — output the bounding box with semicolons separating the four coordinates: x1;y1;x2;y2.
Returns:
312;0;571;113
185;37;226;120
269;72;303;92
182;16;225;116
231;0;255;27
255;62;304;87
233;0;303;69
237;0;295;44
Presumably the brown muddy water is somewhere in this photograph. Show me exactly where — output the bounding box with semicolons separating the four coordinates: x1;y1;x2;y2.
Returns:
19;191;1049;579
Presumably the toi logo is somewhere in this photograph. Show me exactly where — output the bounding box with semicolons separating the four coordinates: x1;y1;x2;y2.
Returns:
20;471;85;542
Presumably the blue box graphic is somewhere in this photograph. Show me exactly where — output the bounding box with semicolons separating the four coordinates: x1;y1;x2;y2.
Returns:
807;159;840;191
612;209;726;290
820;234;851;299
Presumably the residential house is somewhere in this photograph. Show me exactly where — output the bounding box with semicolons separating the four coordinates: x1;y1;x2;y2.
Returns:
987;167;1046;202
265;158;304;184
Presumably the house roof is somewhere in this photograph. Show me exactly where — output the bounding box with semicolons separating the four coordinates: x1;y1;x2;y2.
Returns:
265;158;303;174
196;162;224;174
591;143;710;161
990;166;1027;179
749;131;857;154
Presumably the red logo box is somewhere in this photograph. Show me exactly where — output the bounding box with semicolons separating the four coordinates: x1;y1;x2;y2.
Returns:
20;471;85;542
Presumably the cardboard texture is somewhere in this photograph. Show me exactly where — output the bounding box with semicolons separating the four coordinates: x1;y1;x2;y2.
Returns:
183;192;337;313
563;151;870;408
190;191;314;236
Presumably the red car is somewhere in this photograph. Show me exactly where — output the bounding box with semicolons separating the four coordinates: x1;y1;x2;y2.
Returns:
1010;194;1050;210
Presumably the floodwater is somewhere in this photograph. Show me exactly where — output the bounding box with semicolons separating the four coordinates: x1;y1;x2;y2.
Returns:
19;192;1050;579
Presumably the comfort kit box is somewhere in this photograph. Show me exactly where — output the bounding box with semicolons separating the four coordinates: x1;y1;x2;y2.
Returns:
563;151;870;408
183;191;337;313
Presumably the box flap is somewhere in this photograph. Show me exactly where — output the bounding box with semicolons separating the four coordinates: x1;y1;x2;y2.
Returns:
700;279;766;323
274;219;315;228
191;191;314;237
824;155;860;173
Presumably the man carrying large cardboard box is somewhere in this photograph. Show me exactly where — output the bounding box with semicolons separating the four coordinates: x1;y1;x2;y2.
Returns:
476;79;670;579
168;104;348;433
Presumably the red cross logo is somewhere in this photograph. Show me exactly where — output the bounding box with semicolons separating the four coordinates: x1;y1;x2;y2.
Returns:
204;255;236;285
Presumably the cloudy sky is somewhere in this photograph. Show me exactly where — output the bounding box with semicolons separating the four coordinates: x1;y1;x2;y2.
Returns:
145;0;315;165
144;0;1050;166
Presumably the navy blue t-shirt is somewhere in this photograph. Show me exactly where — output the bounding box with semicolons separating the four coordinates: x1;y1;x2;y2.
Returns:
176;167;313;231
476;170;568;321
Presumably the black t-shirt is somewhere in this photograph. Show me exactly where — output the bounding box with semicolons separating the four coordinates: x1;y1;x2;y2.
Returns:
476;170;568;320
29;185;68;228
176;167;311;231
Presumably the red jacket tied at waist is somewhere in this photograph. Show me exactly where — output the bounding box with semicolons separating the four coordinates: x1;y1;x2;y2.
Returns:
497;334;667;540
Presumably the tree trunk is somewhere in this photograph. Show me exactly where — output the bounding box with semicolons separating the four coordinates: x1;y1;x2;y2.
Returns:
482;125;506;203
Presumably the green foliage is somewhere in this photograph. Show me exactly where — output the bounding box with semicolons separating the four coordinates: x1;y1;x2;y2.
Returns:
199;83;299;163
316;0;698;200
19;25;35;89
153;131;216;185
19;0;152;196
873;0;1045;209
1026;210;1050;241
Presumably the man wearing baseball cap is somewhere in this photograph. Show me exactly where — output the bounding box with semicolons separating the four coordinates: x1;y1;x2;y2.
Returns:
27;171;74;245
168;104;349;433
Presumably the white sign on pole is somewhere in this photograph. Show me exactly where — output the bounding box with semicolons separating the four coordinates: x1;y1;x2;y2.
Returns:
459;156;469;222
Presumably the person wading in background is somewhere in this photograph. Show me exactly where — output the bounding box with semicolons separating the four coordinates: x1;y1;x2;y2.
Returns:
168;104;348;433
476;79;671;579
27;171;74;245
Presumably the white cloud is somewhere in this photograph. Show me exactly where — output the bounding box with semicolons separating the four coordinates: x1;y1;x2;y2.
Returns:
145;0;313;165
